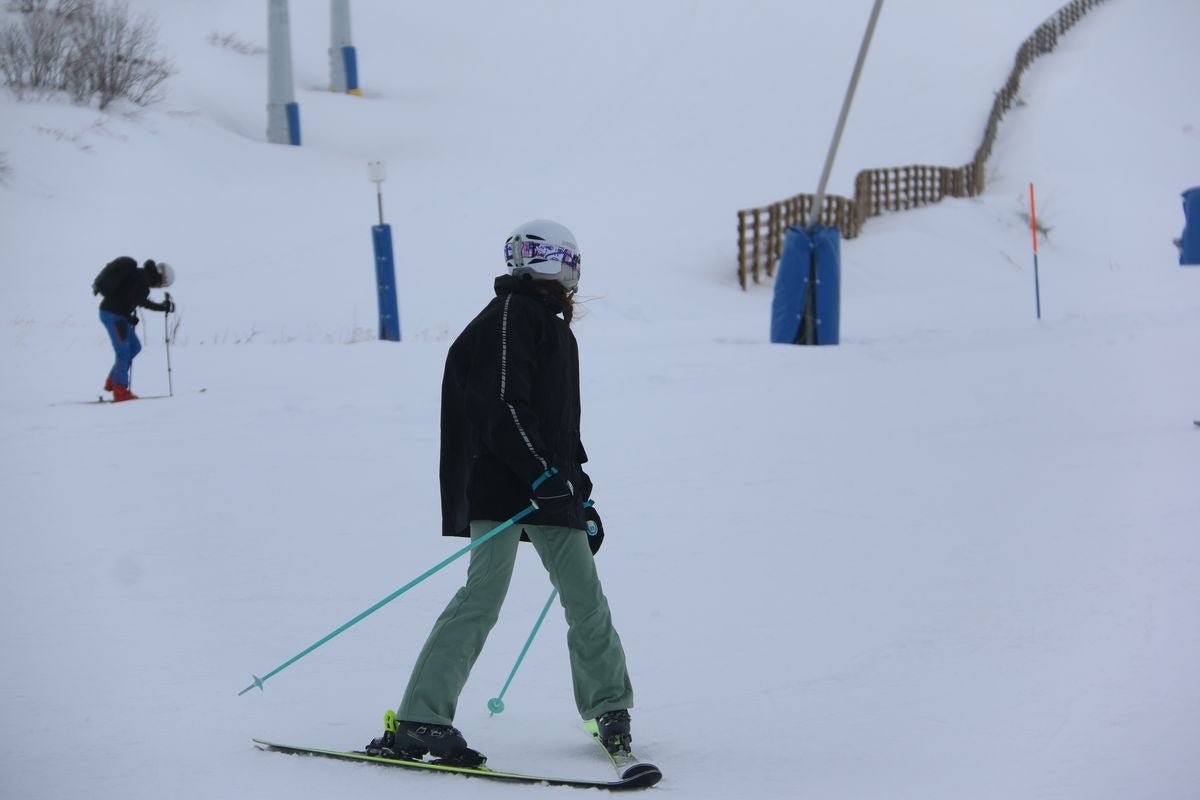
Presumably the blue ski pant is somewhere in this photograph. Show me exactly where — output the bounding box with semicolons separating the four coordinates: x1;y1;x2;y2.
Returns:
398;521;634;725
100;310;141;388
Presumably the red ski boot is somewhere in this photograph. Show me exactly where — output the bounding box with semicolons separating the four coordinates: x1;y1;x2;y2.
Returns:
112;385;139;402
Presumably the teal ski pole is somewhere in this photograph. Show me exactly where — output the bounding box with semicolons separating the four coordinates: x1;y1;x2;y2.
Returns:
487;586;558;714
238;502;537;696
486;499;598;714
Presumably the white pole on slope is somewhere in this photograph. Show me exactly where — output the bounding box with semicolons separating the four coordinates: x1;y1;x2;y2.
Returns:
330;0;361;95
807;0;884;230
267;0;301;145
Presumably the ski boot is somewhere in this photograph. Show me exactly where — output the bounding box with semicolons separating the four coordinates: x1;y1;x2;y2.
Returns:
112;385;138;402
104;375;114;392
595;709;632;755
365;710;485;768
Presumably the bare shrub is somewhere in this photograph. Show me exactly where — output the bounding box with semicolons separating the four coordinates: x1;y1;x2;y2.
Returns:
0;6;70;97
4;1;49;12
0;150;12;183
206;30;265;56
0;0;172;109
72;2;172;108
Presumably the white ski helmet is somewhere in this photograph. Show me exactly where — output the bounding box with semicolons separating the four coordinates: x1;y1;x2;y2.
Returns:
504;219;581;292
156;261;176;287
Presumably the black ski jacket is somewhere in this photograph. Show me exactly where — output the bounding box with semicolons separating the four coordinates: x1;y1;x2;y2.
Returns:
440;275;592;537
98;257;169;321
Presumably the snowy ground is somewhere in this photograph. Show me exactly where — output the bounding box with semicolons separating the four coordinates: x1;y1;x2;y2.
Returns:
2;1;1199;799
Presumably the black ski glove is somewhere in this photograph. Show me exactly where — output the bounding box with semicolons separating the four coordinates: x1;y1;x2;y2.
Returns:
584;505;604;555
531;468;575;511
146;295;174;313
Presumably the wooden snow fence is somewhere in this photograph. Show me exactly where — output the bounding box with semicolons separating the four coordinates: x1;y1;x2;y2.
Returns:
736;0;1110;289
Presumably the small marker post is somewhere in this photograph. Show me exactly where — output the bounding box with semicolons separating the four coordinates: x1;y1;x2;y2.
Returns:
368;161;400;342
1030;182;1042;319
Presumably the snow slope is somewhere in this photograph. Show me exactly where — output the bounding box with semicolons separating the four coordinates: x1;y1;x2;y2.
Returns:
2;1;1199;799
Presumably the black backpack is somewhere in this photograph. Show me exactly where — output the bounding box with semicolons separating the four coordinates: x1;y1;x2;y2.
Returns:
92;257;137;297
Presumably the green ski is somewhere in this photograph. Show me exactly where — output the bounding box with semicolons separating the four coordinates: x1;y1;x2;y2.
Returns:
253;739;661;790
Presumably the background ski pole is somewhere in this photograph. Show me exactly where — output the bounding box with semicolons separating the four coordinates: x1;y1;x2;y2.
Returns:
238;502;537;696
163;292;174;396
487;586;558;715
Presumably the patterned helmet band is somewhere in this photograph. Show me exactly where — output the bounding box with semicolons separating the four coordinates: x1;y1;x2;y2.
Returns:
505;240;581;269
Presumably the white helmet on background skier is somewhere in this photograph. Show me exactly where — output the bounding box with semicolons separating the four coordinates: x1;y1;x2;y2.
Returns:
504;219;581;292
156;261;175;288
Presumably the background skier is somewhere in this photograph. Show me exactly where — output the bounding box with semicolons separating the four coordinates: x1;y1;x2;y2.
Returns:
367;219;635;766
92;256;175;401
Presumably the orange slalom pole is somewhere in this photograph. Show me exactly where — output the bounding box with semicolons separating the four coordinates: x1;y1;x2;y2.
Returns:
1030;182;1042;319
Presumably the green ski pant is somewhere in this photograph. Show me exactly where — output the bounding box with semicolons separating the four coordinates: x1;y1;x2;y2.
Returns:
398;520;634;725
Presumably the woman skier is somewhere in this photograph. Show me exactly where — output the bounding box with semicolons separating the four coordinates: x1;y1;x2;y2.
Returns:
366;220;635;766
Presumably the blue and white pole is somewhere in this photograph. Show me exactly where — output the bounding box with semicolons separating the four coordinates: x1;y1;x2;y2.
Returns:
267;0;300;145
329;0;361;96
369;161;400;342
